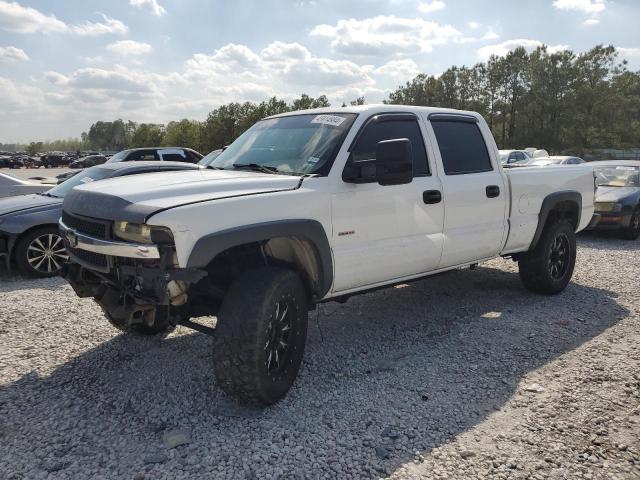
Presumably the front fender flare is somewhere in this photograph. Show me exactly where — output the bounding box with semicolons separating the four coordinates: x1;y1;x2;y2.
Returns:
186;219;333;298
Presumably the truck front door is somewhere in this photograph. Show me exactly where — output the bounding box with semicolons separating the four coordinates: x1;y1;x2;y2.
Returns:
330;113;445;292
426;114;508;268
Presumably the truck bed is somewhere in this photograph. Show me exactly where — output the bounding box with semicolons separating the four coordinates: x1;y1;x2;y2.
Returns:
502;164;595;254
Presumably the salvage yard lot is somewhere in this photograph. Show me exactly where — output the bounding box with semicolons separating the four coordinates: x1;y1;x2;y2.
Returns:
0;234;639;479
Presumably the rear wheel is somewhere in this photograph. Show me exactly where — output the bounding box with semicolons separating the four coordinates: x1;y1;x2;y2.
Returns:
518;220;576;294
620;207;640;240
212;266;309;405
15;227;68;278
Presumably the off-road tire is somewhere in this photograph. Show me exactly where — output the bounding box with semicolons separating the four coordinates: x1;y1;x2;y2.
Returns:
15;227;68;278
519;220;576;295
213;267;309;405
620;207;640;240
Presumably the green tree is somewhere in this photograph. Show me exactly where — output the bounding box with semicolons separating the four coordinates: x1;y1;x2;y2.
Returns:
130;124;165;148
163;119;202;151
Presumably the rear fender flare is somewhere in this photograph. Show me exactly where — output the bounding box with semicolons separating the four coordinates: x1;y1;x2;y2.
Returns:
529;191;582;250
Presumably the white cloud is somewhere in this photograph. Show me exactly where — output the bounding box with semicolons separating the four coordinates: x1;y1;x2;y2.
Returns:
418;1;445;13
467;21;481;29
552;0;605;14
618;47;640;68
106;40;153;56
374;58;421;82
478;39;569;60
0;0;67;33
310;15;462;56
70;14;128;36
0;1;126;35
0;45;28;61
129;0;166;16
553;0;606;25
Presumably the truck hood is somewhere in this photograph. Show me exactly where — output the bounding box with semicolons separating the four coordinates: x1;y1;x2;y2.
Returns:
63;169;303;222
0;193;61;217
595;186;639;203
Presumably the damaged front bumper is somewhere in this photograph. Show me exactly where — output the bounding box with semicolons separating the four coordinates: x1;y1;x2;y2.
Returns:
59;218;207;329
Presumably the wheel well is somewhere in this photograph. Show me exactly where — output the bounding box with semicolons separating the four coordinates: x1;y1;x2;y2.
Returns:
12;224;60;252
200;237;324;301
545;200;580;230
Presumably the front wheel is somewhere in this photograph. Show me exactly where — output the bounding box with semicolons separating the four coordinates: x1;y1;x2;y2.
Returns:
15;227;69;278
212;267;309;405
518;220;576;295
620;207;640;240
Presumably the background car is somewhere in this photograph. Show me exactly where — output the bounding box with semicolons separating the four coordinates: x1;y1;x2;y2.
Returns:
529;156;585;166
0;172;52;199
499;149;532;165
106;147;203;164
198;149;224;166
588;160;640;239
40;153;69;168
69;155;108;169
0;161;202;277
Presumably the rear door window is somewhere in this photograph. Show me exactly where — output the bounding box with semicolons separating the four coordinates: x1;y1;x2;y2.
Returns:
127;150;160;161
430;120;493;175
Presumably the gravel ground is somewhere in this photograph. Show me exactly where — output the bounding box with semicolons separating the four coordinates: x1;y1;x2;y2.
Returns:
1;233;639;479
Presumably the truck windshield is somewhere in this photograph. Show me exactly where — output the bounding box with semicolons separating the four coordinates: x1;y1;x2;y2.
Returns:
595;166;640;187
207;113;357;175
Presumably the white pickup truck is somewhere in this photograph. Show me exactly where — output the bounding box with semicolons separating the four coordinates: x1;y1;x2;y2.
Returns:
60;105;595;404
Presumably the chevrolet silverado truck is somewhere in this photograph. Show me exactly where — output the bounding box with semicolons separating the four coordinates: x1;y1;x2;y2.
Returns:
60;105;595;405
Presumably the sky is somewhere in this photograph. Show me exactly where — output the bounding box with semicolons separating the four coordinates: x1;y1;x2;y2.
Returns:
0;0;639;143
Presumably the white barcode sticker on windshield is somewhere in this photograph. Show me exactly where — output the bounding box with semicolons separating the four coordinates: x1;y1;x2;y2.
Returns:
311;114;347;127
616;166;636;170
81;177;94;183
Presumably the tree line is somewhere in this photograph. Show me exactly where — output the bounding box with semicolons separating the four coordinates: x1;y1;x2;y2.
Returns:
386;45;640;155
2;45;637;157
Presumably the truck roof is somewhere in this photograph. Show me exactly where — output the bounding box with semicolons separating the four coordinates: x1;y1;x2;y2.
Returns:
267;104;483;120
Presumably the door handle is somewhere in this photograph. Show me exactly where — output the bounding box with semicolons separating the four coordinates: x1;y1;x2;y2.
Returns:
486;185;500;198
423;190;442;204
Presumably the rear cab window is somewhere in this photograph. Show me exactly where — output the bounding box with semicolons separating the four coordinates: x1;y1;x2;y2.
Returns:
429;116;493;175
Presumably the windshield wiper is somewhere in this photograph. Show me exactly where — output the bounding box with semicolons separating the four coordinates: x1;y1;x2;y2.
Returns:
205;165;226;170
38;192;58;198
232;163;279;174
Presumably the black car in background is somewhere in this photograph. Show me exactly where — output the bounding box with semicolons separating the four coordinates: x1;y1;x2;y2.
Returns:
40;153;69;168
588;160;640;239
0;161;202;277
69;155;108;169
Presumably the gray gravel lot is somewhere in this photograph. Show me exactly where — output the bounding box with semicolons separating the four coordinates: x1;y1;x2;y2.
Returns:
1;233;639;479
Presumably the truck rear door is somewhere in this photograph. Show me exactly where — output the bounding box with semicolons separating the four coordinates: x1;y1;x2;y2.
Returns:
425;114;508;268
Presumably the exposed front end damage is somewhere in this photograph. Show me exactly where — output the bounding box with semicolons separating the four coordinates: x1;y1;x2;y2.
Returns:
60;213;207;332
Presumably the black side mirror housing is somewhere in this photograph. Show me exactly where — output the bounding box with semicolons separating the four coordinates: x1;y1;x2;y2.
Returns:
375;138;413;186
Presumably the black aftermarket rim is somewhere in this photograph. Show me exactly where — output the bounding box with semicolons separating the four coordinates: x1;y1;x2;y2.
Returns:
264;298;294;374
27;233;68;273
548;233;570;280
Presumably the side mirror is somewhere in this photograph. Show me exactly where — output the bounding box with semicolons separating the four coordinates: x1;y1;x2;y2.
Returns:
375;138;413;186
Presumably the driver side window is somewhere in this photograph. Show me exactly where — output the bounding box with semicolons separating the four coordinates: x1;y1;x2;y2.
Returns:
350;119;430;176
